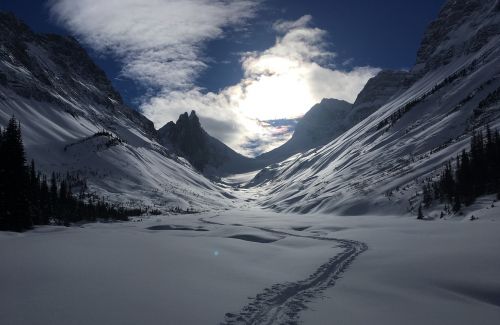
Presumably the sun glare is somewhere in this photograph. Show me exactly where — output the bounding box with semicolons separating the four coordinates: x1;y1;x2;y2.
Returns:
229;59;316;121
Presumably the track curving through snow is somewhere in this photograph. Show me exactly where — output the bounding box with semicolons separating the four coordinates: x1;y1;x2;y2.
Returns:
199;215;367;325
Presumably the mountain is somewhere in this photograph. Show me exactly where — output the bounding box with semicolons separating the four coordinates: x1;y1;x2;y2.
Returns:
256;99;351;165
158;110;259;175
250;0;500;215
0;12;232;211
256;70;411;165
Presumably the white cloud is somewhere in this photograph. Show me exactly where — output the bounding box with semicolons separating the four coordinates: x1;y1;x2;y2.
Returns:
49;2;379;156
273;14;313;33
49;0;259;89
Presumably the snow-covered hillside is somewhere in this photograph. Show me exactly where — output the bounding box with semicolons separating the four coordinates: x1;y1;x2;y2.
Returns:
251;0;500;215
0;12;231;211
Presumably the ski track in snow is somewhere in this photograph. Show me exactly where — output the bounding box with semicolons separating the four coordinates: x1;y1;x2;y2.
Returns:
199;215;368;325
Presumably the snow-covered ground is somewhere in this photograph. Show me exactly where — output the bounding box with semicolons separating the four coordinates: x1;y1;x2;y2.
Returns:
1;204;499;324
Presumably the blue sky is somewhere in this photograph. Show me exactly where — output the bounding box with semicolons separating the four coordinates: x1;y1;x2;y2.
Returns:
0;0;445;155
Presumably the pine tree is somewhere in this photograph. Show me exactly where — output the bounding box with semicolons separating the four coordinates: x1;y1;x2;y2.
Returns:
417;205;424;220
28;159;42;224
50;172;58;219
0;117;31;231
452;191;461;212
39;175;50;225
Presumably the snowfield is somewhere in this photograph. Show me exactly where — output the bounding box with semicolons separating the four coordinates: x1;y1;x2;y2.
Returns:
1;206;499;325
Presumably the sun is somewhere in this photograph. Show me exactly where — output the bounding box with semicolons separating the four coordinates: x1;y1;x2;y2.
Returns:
228;57;317;121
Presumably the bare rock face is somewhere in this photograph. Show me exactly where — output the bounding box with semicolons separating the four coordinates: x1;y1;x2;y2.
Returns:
158;110;257;174
350;70;411;124
413;0;500;76
158;111;210;171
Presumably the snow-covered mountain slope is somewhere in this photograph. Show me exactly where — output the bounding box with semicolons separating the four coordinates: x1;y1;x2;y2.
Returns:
0;12;231;211
158;110;260;176
250;0;500;215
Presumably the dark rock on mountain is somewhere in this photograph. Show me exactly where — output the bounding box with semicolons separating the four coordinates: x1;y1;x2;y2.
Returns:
413;0;500;76
158;111;258;175
350;70;411;124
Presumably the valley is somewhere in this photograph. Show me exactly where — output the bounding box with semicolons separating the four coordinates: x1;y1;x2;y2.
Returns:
1;0;500;324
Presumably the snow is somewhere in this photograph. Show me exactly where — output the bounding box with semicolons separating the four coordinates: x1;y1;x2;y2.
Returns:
301;213;500;325
220;170;260;187
0;210;343;325
1;208;499;324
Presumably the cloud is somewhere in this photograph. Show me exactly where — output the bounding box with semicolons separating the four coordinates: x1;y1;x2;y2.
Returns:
49;0;259;89
273;14;313;33
49;3;379;156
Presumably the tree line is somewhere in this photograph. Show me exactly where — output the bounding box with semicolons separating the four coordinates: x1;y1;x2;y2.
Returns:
422;126;500;213
0;117;141;232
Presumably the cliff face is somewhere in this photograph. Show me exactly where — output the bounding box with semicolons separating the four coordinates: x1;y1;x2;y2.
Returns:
350;70;411;124
413;0;500;75
158;111;210;171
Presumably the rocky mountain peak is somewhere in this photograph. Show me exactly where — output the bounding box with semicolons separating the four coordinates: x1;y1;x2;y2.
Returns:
158;111;210;171
158;111;258;174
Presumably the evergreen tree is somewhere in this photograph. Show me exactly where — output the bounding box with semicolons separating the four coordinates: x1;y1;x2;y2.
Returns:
50;172;58;219
39;175;50;225
417;205;424;220
0;117;31;231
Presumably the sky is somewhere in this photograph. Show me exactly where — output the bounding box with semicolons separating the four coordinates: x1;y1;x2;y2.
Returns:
0;0;445;156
